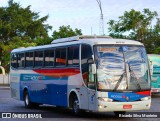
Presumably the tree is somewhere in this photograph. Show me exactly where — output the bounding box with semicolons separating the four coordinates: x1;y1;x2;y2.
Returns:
0;37;37;72
107;8;159;53
52;25;82;40
35;37;52;46
0;0;52;73
0;0;52;43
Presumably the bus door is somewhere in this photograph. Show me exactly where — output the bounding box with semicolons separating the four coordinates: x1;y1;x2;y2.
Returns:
87;64;97;111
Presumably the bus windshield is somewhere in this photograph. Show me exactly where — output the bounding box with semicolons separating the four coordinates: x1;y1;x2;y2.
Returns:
95;45;150;91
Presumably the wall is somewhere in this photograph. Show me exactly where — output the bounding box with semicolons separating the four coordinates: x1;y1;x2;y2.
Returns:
0;74;10;85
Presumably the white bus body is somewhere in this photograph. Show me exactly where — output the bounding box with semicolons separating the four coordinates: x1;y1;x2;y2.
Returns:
10;36;151;114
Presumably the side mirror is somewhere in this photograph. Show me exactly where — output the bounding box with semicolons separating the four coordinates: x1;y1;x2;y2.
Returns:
89;64;96;74
92;64;96;74
87;58;94;64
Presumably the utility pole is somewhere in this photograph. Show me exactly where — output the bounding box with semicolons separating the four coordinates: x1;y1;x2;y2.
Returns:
96;0;104;36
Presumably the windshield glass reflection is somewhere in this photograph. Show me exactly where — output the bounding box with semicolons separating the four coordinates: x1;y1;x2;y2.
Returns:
95;45;150;91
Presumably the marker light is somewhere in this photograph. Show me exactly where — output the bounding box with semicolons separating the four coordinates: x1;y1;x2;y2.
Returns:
98;105;103;109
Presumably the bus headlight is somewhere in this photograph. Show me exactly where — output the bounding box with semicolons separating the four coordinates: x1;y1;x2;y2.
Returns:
140;96;151;101
98;97;113;102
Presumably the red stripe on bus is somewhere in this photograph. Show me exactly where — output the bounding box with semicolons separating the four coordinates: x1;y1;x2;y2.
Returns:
33;68;80;77
136;91;151;96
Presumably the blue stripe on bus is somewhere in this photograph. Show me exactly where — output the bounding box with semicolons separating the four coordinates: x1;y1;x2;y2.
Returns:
108;92;148;102
20;74;68;107
20;74;68;81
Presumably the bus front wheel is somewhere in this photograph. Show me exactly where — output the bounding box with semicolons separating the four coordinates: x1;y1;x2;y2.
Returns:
72;96;80;115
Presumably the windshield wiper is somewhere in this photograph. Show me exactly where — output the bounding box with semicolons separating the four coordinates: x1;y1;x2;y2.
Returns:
128;64;141;90
113;72;125;91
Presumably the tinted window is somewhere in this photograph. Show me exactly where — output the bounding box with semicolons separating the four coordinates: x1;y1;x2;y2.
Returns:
73;45;79;66
68;47;74;65
55;48;61;66
17;53;25;68
25;52;29;67
81;44;92;65
67;45;79;66
61;48;66;65
81;44;93;86
44;49;54;67
21;53;25;67
11;53;17;68
55;48;66;66
25;52;33;67
35;51;44;67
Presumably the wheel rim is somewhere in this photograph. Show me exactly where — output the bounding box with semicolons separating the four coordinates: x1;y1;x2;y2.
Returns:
73;100;79;113
25;94;29;106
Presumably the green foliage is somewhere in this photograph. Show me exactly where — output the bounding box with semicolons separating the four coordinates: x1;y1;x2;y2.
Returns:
0;36;37;72
0;1;83;73
0;0;52;73
35;37;52;46
153;47;160;54
52;25;82;40
107;8;160;53
0;0;52;43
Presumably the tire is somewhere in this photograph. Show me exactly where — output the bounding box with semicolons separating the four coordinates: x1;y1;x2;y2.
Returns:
72;96;80;115
114;111;126;117
24;91;39;108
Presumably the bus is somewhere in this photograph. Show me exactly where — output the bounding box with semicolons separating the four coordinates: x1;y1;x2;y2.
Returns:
10;35;151;115
148;54;160;94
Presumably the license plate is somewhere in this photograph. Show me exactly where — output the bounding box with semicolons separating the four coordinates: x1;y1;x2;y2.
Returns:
123;105;132;109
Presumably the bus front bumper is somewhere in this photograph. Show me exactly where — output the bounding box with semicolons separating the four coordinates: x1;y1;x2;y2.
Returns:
97;99;151;112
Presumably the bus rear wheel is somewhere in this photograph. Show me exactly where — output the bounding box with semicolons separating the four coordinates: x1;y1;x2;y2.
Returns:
24;91;39;108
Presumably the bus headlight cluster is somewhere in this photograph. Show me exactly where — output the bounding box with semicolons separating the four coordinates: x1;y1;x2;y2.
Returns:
140;96;151;101
98;97;113;102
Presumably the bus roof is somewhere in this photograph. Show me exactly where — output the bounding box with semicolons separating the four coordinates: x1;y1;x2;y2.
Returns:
51;35;112;44
11;35;143;53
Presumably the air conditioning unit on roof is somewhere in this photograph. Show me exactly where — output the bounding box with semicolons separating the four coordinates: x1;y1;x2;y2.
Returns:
51;35;112;44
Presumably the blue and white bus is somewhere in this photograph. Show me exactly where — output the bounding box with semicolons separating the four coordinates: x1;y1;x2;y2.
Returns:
10;36;151;115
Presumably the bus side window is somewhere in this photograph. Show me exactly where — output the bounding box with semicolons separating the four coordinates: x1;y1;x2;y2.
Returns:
17;53;25;68
17;54;20;68
81;44;94;89
44;49;54;67
68;47;74;65
73;45;79;66
55;48;66;66
35;51;43;67
25;52;34;68
61;48;67;65
67;45;79;66
11;53;17;68
21;53;25;67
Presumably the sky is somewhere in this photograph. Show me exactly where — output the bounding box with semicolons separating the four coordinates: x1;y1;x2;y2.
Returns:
0;0;160;36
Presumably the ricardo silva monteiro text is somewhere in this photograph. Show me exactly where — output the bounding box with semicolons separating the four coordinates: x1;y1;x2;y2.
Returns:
119;114;158;118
